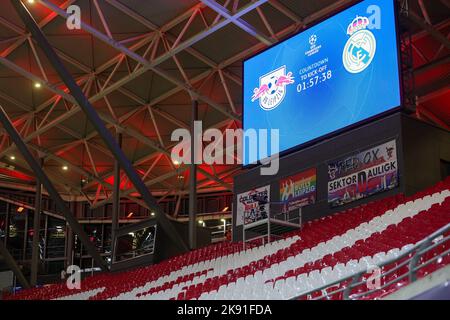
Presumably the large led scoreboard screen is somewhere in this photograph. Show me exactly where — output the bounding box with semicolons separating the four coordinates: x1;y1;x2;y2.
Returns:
243;0;401;165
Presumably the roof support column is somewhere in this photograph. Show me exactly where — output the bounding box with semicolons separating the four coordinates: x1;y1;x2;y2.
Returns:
0;237;30;289
189;100;198;250
111;131;122;265
4;203;10;247
10;0;188;252
66;223;73;268
30;158;43;286
0;105;108;271
21;207;28;261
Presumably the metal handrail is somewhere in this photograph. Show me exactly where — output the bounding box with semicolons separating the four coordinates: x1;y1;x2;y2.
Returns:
291;223;450;300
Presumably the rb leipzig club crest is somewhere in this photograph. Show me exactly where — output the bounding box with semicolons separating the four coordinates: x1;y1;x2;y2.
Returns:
251;66;294;111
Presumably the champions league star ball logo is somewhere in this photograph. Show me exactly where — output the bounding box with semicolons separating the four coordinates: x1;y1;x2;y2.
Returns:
343;16;377;74
251;66;295;111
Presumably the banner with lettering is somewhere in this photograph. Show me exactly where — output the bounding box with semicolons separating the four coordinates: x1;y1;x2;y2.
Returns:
327;140;398;207
236;185;270;226
280;168;316;212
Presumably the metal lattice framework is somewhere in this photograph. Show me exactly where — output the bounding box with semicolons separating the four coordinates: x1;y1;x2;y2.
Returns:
0;0;448;209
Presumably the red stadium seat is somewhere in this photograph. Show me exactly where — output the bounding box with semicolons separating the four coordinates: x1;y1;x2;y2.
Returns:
5;180;449;301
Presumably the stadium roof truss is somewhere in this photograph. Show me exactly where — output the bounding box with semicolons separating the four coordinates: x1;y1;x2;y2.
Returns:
0;0;447;208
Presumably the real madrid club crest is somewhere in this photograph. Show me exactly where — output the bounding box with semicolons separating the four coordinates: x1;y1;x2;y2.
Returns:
251;66;295;111
343;16;377;74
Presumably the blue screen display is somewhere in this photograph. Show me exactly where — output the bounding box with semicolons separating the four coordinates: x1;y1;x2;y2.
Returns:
243;0;401;165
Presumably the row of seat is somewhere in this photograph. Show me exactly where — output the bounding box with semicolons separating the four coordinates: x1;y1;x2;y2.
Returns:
4;240;254;300
175;191;449;300
5;177;450;300
132;195;407;300
106;192;413;300
130;190;448;300
289;201;450;300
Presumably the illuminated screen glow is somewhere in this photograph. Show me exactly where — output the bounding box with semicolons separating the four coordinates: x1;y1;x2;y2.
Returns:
243;0;401;165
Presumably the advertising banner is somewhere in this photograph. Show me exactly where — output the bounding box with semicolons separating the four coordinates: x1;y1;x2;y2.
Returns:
280;168;316;212
236;185;270;226
327;140;398;207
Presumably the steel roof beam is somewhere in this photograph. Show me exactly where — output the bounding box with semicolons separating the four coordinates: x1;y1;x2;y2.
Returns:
268;0;303;24
75;20;344;193
40;0;241;120
11;0;188;252
408;12;450;50
1;0;352;167
1;0;359;200
84;117;235;192
0;59;222;195
0;0;77;58
417;105;450;131
91;165;189;209
0;104;109;271
0;89;102;181
418;0;432;25
0;239;30;288
200;0;274;45
0;60;164;163
104;0;230;76
0;91;104;194
0;59;228;168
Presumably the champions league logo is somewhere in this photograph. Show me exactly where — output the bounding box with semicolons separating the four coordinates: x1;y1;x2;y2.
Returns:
251;66;295;111
306;34;321;57
343;16;377;74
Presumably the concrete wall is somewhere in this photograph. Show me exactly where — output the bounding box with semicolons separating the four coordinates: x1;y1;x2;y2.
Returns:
401;116;450;195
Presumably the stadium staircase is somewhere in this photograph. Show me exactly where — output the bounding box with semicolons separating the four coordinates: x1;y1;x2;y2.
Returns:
3;177;450;300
